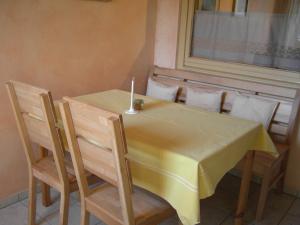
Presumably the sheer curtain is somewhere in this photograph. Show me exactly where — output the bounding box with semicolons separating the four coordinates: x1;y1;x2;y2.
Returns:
191;1;300;72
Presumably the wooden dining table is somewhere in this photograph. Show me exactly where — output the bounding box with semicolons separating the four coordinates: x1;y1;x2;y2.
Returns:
50;89;278;225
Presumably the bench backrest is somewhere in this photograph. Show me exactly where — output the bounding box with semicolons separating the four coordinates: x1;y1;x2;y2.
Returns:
149;67;300;144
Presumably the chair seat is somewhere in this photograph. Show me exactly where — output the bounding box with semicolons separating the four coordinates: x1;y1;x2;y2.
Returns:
32;156;77;190
85;184;175;225
32;155;98;191
234;143;289;176
255;143;289;168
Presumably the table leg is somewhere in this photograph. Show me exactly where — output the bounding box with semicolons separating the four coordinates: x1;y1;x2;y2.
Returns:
39;146;52;207
234;151;255;225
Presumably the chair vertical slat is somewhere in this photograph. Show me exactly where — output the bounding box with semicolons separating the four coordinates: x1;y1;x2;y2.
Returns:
120;116;133;193
59;101;90;198
6;82;36;166
110;117;135;225
40;93;69;189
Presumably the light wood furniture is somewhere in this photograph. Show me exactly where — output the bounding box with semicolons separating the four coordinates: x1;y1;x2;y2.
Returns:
5;81;97;225
250;97;300;221
148;66;300;224
59;97;175;225
68;89;278;225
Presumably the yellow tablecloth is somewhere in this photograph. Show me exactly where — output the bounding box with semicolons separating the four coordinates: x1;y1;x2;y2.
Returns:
74;89;278;225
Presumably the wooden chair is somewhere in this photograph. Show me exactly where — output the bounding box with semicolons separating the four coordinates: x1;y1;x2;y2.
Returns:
254;90;300;221
5;81;97;225
59;97;176;225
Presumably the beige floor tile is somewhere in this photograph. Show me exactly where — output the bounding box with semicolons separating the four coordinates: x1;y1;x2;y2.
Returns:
70;190;80;201
288;198;300;217
265;192;295;212
0;194;19;209
220;216;236;225
1;175;297;225
244;191;295;225
279;214;300;225
159;216;180;225
218;173;242;193
220;205;258;225
202;174;260;215
21;188;76;223
90;215;178;225
199;205;230;225
221;191;296;225
46;203;101;225
0;202;28;225
0;202;49;225
201;187;239;213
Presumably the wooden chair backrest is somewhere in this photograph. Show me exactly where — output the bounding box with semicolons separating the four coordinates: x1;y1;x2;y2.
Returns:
149;67;300;144
6;81;68;184
59;97;134;225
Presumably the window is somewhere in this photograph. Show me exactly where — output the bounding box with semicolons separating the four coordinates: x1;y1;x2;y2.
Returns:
177;0;300;88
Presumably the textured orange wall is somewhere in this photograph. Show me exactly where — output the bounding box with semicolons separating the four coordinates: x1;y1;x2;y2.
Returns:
0;0;156;200
154;0;179;69
219;0;234;12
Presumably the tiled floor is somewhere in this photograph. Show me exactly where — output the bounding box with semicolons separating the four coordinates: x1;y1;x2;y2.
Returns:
0;174;299;225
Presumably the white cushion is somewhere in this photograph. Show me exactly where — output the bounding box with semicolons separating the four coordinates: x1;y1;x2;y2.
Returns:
186;88;223;112
229;95;278;128
146;78;179;101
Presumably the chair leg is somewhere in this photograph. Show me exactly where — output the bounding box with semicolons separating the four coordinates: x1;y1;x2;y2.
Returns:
277;153;289;194
28;175;37;225
41;182;51;207
59;189;70;225
235;151;255;225
39;146;52;207
81;206;90;225
256;166;272;221
276;176;284;194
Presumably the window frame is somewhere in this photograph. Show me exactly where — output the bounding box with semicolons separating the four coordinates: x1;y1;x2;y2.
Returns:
177;0;300;88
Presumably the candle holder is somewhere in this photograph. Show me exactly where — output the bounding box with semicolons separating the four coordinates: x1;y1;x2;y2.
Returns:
125;108;138;115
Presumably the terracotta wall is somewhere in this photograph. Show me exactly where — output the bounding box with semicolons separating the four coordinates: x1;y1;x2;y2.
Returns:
154;0;300;194
154;0;179;69
0;0;156;200
219;0;234;12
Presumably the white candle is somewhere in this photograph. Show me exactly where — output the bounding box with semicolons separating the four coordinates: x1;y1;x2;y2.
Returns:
125;77;137;114
130;77;135;110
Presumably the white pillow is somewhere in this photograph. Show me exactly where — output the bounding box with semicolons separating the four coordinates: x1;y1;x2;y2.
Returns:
146;78;179;101
230;95;278;129
186;88;223;112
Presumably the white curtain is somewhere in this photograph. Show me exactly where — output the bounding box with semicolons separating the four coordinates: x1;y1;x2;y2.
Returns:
192;6;300;72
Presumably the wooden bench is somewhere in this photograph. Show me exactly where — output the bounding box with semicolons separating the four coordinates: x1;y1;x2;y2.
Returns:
149;66;300;221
